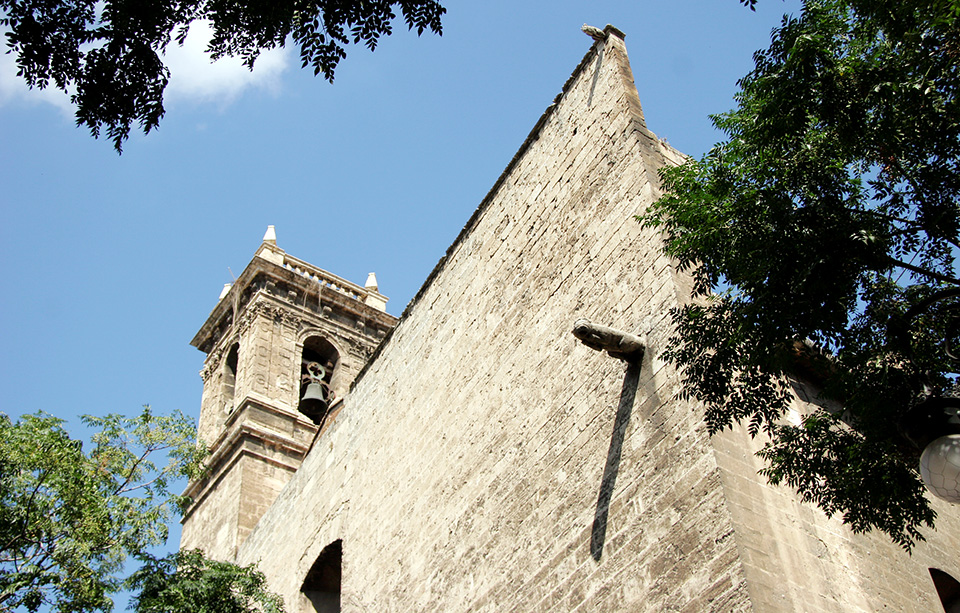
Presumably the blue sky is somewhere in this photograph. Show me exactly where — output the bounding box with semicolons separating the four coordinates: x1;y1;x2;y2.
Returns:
0;0;798;560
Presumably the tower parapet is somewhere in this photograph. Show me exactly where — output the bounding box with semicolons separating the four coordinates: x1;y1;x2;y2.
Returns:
181;227;397;560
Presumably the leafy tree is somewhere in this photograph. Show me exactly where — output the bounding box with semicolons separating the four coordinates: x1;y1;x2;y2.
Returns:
642;0;960;549
128;549;283;613
0;0;445;151
0;408;278;612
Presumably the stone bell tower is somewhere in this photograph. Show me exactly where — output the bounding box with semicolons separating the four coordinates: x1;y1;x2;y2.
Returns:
180;227;398;560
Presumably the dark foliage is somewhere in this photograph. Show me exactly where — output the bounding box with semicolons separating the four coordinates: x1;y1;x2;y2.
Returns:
0;0;445;151
642;0;960;549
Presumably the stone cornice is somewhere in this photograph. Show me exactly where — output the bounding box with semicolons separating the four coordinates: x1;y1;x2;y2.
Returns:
191;244;397;354
182;413;314;521
180;392;350;523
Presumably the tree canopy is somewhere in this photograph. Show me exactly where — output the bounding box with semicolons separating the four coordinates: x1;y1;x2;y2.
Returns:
642;0;960;549
128;550;283;613
0;0;445;151
0;408;282;613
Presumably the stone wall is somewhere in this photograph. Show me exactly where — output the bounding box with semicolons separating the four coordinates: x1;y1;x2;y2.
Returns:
711;377;960;612
236;29;751;612
203;26;960;613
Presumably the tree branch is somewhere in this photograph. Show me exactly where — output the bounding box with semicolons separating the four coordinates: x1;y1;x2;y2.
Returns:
888;256;960;286
860;208;922;227
903;288;960;321
112;444;159;496
880;156;960;250
0;467;50;556
855;207;960;250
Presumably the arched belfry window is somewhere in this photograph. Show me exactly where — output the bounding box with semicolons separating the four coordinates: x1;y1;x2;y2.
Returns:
931;568;960;613
301;539;341;612
223;343;239;414
299;336;339;425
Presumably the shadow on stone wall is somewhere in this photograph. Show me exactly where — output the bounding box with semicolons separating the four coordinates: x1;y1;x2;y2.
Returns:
591;362;641;560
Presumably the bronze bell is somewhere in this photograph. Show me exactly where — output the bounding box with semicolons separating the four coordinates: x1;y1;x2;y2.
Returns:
299;382;329;424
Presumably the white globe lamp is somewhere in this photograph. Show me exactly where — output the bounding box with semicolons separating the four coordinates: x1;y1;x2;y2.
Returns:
920;434;960;503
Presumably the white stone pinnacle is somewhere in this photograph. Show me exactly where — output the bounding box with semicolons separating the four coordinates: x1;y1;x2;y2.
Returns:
263;225;277;245
365;272;379;292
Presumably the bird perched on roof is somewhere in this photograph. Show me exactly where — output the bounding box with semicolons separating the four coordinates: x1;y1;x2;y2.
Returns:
581;24;606;41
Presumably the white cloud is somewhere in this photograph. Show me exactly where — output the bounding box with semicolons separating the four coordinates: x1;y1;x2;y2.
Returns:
163;21;289;106
0;47;74;113
0;20;289;114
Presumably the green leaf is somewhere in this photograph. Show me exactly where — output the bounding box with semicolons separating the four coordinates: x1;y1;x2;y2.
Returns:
638;0;960;550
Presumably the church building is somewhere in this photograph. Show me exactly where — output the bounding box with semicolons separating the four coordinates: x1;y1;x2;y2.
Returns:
181;26;960;612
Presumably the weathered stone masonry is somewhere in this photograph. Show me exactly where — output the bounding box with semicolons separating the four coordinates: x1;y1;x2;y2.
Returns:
184;26;960;612
181;237;396;561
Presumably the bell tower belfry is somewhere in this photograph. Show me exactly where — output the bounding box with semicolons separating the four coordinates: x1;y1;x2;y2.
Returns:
180;227;398;560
